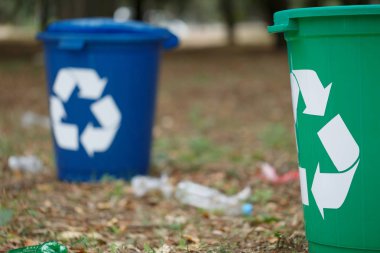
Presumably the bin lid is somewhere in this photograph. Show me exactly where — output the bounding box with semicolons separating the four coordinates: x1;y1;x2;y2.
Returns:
38;18;179;49
268;5;380;33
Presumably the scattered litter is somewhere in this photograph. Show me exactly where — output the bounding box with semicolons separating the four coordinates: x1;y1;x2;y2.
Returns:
175;181;252;216
156;244;172;253
131;175;253;216
277;170;299;184
8;155;44;173
260;163;279;183
165;214;187;225
7;241;68;253
131;174;173;198
260;163;299;184
21;111;50;129
241;203;254;216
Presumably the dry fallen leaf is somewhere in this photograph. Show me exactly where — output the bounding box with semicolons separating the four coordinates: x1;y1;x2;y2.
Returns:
74;206;84;215
24;239;39;246
268;237;279;244
58;231;83;241
183;234;200;244
96;202;111;210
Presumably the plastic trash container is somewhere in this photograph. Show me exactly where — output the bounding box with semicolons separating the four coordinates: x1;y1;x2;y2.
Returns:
269;5;380;253
37;19;178;181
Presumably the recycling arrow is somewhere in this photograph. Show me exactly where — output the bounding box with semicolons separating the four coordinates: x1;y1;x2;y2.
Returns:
291;69;360;219
312;160;359;219
311;114;360;218
81;95;121;156
317;115;359;172
291;70;332;119
50;68;121;157
290;72;300;122
50;96;79;150
80;124;119;157
53;68;107;102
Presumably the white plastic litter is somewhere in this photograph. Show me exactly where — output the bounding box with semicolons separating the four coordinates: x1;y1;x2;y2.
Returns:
131;174;173;198
260;162;280;183
8;155;44;173
175;181;252;216
21;111;50;129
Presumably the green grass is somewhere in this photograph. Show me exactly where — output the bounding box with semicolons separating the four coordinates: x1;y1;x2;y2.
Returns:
258;123;293;150
0;208;13;226
144;243;155;253
250;188;274;204
189;105;214;132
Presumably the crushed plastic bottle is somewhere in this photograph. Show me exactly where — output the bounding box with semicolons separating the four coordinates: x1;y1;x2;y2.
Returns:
131;174;173;198
175;181;253;216
21;111;50;129
8;155;44;173
8;241;68;253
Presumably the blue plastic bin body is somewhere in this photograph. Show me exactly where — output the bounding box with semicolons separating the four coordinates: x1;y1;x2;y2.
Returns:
38;19;178;181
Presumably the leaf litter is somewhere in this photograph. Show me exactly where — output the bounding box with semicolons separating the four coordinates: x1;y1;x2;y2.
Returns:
0;47;307;252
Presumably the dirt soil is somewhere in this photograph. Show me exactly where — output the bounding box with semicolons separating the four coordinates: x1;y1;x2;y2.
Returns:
0;46;307;252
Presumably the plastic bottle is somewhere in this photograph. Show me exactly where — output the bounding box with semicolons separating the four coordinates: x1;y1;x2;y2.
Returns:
131;174;173;198
175;181;253;216
8;241;68;253
8;155;43;173
21;111;50;129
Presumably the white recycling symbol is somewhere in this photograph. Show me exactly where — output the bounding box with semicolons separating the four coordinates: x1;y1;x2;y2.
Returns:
290;69;360;219
50;68;121;157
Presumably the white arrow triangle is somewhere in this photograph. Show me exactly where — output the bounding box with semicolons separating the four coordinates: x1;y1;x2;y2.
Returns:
50;96;66;123
311;114;360;219
52;122;79;150
311;160;359;219
53;68;77;103
292;70;332;117
70;68;107;100
80;123;119;157
90;95;121;128
50;96;79;150
290;73;300;123
318;115;359;172
299;167;309;206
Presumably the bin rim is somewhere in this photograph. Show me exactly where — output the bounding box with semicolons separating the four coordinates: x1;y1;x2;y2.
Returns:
37;18;179;49
268;4;380;33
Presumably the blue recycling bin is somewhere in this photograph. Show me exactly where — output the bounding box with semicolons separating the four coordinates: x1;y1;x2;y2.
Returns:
37;19;179;181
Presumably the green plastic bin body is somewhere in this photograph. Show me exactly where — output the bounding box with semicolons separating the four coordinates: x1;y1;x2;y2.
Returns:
269;5;380;253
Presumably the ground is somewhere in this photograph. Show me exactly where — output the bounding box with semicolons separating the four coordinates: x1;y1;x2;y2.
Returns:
0;46;307;252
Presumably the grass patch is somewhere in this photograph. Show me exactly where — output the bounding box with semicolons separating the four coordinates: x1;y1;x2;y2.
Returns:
0;208;13;226
258;123;293;150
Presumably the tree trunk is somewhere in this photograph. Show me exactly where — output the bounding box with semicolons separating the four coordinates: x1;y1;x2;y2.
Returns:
56;0;117;19
56;0;85;19
263;0;288;49
306;0;321;7
37;0;49;31
219;0;236;46
85;0;117;17
342;0;370;4
133;0;145;21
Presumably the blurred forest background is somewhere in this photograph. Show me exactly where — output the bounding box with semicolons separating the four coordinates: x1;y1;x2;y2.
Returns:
1;0;379;52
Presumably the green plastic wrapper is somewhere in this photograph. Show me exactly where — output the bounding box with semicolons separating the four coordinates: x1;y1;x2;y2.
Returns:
7;241;68;253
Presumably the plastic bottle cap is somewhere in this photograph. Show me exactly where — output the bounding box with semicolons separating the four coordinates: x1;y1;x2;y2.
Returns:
241;203;253;216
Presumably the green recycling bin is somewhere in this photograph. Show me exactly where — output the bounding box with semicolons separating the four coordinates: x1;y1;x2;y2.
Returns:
269;5;380;253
